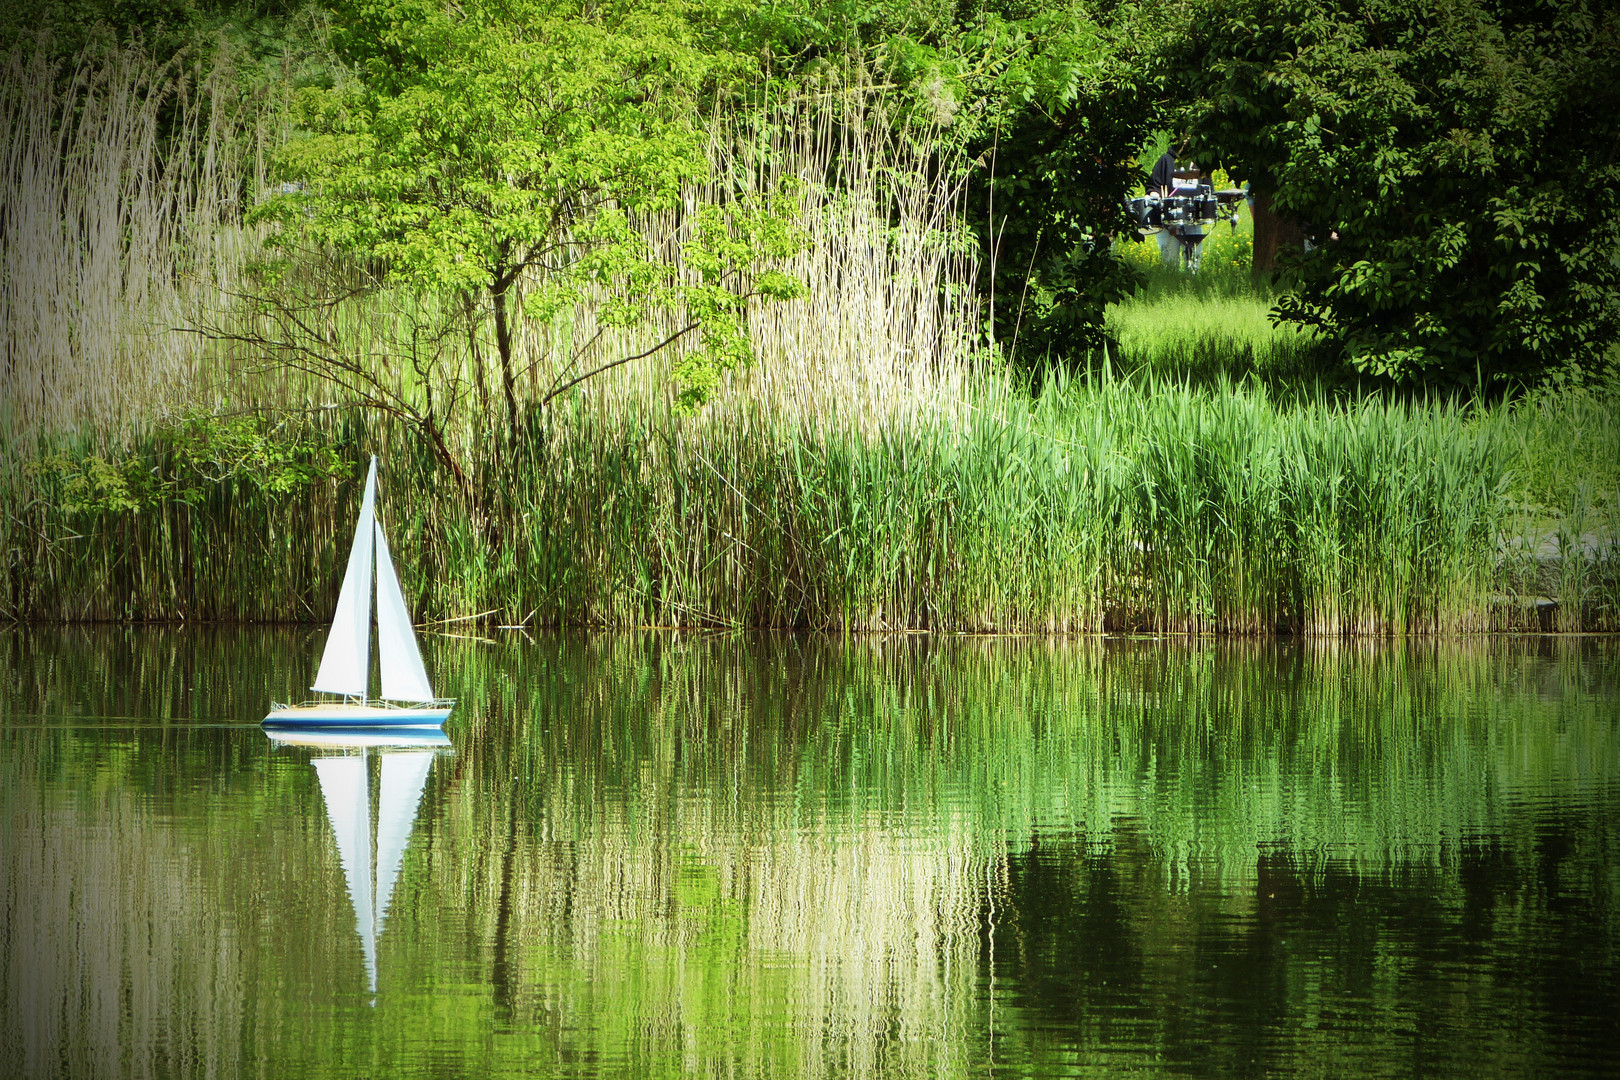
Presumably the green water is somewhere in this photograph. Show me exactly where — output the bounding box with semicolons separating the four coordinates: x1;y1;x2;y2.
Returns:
2;629;1617;1078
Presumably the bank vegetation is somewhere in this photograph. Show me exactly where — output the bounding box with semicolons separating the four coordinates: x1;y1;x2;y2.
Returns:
1;3;1616;633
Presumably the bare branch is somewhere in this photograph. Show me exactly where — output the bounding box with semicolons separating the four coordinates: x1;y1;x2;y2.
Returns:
539;323;699;409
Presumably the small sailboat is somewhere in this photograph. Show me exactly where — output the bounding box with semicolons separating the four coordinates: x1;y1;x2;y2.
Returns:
310;745;440;995
264;455;453;728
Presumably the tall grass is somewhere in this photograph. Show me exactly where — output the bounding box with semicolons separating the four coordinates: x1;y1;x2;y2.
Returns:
12;370;1600;632
1495;379;1620;629
0;38;272;444
1103;289;1325;388
1105;206;1329;388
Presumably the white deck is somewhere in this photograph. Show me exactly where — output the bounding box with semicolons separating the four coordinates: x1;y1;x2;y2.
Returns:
262;701;452;728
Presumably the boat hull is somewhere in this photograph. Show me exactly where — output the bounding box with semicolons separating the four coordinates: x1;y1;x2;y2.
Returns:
262;702;452;728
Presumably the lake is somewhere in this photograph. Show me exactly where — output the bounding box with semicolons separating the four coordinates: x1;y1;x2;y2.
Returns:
2;629;1616;1078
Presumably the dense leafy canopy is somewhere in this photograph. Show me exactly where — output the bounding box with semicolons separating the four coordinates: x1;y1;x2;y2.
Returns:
731;1;1168;369
1177;0;1620;387
253;0;805;428
0;0;313;55
957;3;1167;366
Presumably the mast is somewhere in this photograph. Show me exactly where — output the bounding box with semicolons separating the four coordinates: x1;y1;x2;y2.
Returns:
312;458;378;701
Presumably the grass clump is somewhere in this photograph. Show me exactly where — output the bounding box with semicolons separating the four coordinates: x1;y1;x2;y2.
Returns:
1106;205;1328;389
13;370;1606;634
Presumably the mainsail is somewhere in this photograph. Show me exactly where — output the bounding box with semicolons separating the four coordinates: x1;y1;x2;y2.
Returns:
311;459;377;697
310;455;435;703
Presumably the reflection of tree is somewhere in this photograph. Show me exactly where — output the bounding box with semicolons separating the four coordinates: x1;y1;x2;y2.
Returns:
1;629;1616;1077
989;833;1620;1078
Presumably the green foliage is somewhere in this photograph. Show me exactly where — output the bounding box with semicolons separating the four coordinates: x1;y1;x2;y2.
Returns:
955;3;1169;368
252;0;806;424
709;2;1170;371
269;0;715;295
15;377;1617;632
25;412;346;517
1178;0;1620;387
0;1;320;58
673;191;810;408
26;453;161;517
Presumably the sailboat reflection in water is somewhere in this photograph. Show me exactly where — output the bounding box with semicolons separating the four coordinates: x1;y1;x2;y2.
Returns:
268;729;447;998
264;455;453;728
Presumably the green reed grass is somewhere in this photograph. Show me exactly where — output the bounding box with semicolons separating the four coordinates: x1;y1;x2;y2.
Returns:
1104;202;1341;394
12;369;1611;632
1107;217;1327;389
1103;289;1325;386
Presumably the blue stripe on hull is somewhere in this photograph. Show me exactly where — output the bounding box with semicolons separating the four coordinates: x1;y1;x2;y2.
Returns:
262;712;450;728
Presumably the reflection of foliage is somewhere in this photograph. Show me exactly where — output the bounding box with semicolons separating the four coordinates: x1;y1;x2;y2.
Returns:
2;630;1617;1079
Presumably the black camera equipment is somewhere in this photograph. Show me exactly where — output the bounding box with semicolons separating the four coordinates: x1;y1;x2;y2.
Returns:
1126;178;1245;273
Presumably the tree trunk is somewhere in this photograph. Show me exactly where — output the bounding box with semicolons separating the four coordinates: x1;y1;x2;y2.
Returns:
1251;189;1305;279
491;280;520;442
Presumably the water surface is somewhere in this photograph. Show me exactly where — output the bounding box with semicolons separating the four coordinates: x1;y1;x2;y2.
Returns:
2;630;1617;1078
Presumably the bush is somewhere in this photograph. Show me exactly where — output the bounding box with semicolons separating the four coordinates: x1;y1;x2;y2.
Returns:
1177;0;1620;389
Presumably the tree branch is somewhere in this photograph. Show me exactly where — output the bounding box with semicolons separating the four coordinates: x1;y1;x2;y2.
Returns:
539;322;699;408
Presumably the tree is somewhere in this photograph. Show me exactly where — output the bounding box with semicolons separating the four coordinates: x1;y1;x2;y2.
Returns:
964;5;1162;369
838;1;1165;371
238;0;804;488
1176;0;1620;388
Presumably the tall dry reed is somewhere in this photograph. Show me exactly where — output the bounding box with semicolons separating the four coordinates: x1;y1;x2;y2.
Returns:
0;38;271;445
463;94;982;458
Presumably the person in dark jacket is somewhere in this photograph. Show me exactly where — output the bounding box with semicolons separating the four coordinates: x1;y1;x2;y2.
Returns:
1150;147;1183;265
1149;149;1178;197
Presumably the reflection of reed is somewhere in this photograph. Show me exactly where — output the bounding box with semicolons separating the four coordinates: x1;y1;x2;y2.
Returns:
426;782;996;1077
445;633;1617;886
421;632;1618;1072
0;628;1615;1077
0;777;243;1078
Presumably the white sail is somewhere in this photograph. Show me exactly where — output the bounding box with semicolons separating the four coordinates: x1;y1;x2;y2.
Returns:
374;750;434;930
313;755;378;993
375;521;436;702
312;458;378;697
